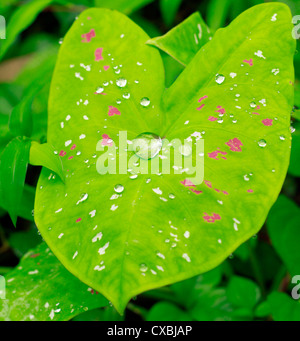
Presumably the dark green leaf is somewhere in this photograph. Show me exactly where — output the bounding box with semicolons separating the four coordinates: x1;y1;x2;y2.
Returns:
0;243;108;321
147;302;192;321
0;137;31;226
226;275;261;309
0;0;54;60
159;0;183;28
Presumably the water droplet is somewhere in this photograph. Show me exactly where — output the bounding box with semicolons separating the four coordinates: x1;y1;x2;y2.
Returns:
250;101;256;108
140;97;150;107
96;87;104;94
169;193;175;199
133;132;162;160
139;263;148;272
258;139;267;148
279;135;285;141
116;78;127;87
215;74;225;84
123;92;130;99
114;184;124;193
76;193;88;205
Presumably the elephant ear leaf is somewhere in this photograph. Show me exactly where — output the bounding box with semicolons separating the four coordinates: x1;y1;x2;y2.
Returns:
35;4;295;314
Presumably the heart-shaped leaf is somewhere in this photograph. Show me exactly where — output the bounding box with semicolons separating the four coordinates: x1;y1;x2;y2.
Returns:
35;4;295;313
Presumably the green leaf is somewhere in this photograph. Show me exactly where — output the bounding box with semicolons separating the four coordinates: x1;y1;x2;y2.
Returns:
267;292;300;321
9;60;54;138
0;243;108;321
30;142;65;182
159;0;183;28
35;4;295;314
0;0;54;61
0;184;35;222
18;184;35;221
0;137;31;226
171;265;223;309
147;12;212;66
255;300;271;318
226;275;261;309
267;195;300;277
206;0;232;30
94;0;155;15
189;288;233;321
8;225;42;258
147;301;192;321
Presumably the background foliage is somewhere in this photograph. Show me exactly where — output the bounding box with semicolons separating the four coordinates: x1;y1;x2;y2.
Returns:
0;0;299;321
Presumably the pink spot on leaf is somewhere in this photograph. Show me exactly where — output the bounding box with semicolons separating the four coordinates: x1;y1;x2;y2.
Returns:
108;106;121;116
203;213;221;223
247;189;254;193
226;138;243;152
95;48;104;61
180;179;202;195
208;149;227;160
197;104;205;111
198;95;208;103
81;29;95;43
208;116;218;121
59;150;66;157
180;179;195;187
101;134;113;146
243;58;253;66
103;65;110;71
70;144;76;150
204;180;212;188
76;218;82;223
262;118;273;126
215;106;225;115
